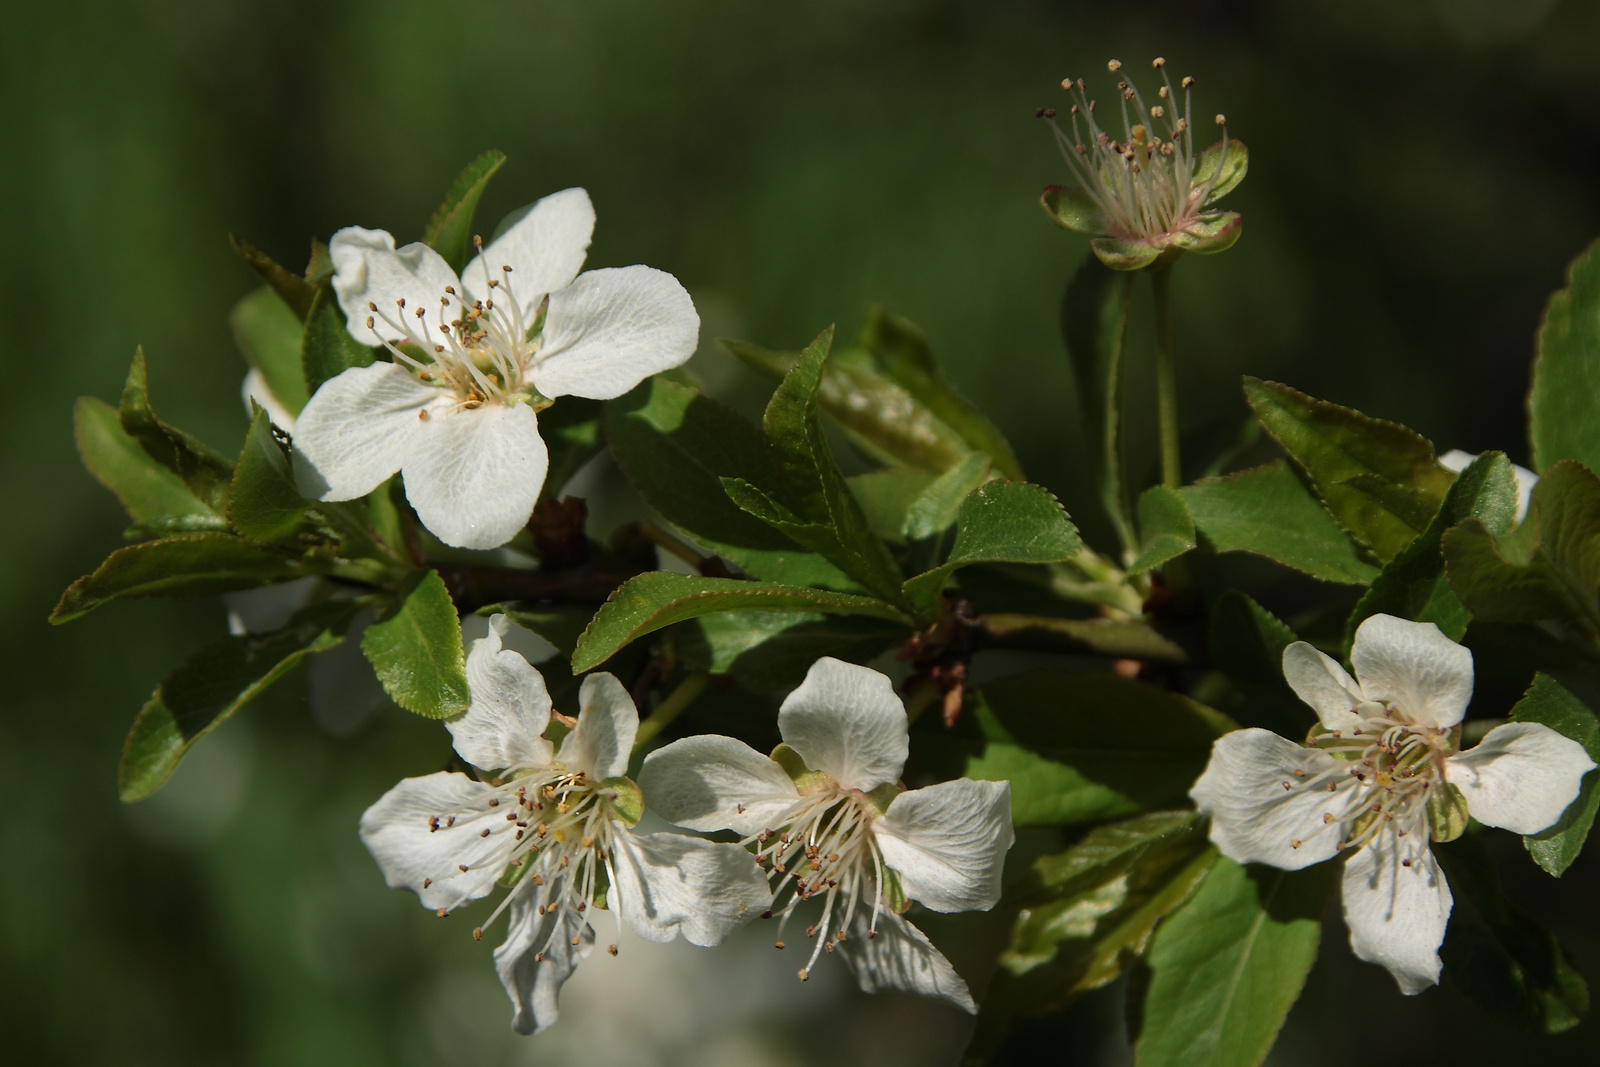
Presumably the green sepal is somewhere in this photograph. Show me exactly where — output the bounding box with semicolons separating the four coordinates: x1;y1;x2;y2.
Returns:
422;150;507;271
119;349;234;513
74;396;218;529
1040;185;1104;235
1191;139;1249;201
228;233;316;319
880;866;910;915
769;742;835;796
1089;236;1162;271
1428;782;1471;843
602;776;644;827
360;568;470;719
302;286;377;395
864;781;900;816
1170;211;1242;255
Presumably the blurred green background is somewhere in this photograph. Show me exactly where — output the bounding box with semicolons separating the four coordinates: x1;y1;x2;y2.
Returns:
6;0;1600;1063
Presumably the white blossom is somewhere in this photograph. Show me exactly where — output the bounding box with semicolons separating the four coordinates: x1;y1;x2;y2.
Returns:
1439;449;1538;522
639;657;1014;1012
293;188;699;549
1191;613;1594;994
359;615;769;1034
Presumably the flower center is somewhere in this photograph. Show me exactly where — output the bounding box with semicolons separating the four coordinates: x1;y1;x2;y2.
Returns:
360;245;546;412
747;788;886;981
1303;707;1457;863
425;767;628;956
1040;57;1230;243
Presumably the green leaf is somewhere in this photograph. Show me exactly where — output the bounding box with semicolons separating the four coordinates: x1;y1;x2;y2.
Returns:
759;328;908;603
118;601;359;801
1133;858;1333;1067
74;396;219;527
51;534;299;623
422;150;507;271
902;452;992;540
1531;236;1600;476
119;350;234;513
540;398;603;502
903;481;1081;611
1209;591;1298;690
1040;185;1105;235
847;469;937;544
361;569;470;719
965;813;1215;1064
230;286;310;417
1130;486;1196;574
1345;451;1519;646
680;610;907;695
1244;377;1453;563
229;234;316;319
914;672;1234;826
855;307;1024;480
1435;832;1589;1033
1442;460;1600;635
979;613;1188;663
1179;461;1379;585
302;287;377;395
1061;254;1136;553
1510;673;1600;877
229;406;316;546
482;606;596;658
604;378;852;589
571;572;912;674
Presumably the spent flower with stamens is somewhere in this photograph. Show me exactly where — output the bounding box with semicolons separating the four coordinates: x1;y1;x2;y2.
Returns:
1190;614;1593;994
292;188;699;549
1039;58;1247;270
639;657;1014;1012
358;615;770;1034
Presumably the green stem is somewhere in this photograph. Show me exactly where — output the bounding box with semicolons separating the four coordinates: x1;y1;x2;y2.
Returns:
1151;263;1181;490
633;671;710;752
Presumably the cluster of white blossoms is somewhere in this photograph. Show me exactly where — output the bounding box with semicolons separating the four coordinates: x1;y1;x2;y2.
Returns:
1192;613;1594;994
289;188;700;550
360;627;1014;1033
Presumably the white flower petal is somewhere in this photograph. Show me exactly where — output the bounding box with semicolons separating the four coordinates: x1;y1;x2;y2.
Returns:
557;673;638;782
466;187;594;307
357;771;511;911
292;362;438;501
1281;641;1369;735
449;614;554;772
494;885;593;1035
241;368;297;432
777;658;909;792
607;830;771;946
836;908;976;1013
329;226;465;345
875;779;1014;913
399;401;548;550
638;734;799;835
1189;728;1353;870
1445;721;1597;834
1350;614;1474;728
1341;835;1452;995
529;265;700;400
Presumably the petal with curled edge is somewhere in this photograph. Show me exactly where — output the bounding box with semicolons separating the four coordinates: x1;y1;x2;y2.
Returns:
1445;721;1597;835
1350;614;1475;729
556;673;638;782
777;657;909;793
357;771;513;912
464;187;594;308
529;265;699;401
292;362;439;501
399;401;548;550
1342;835;1451;996
1189;728;1355;871
836;908;976;1013
329;226;466;345
448;614;554;772
1282;641;1371;735
875;779;1013;913
639;734;799;836
494;883;594;1036
608;830;772;946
